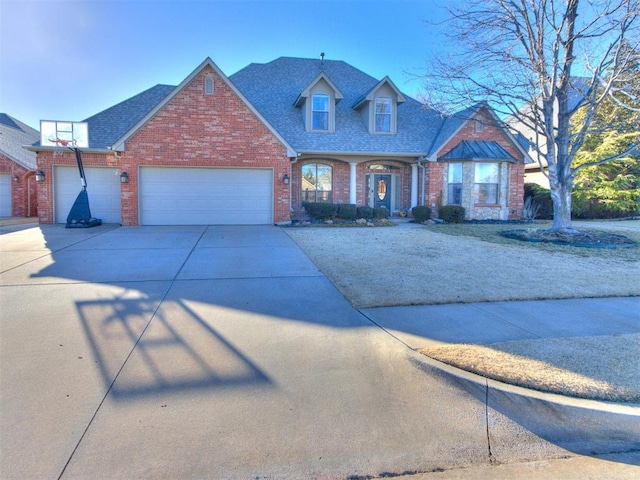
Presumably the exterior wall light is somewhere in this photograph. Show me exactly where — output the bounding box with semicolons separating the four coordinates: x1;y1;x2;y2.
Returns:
283;174;290;185
35;170;45;182
13;176;18;182
120;172;129;183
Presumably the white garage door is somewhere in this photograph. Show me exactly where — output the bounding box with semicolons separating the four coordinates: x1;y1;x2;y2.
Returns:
139;167;273;225
54;166;122;224
0;174;11;216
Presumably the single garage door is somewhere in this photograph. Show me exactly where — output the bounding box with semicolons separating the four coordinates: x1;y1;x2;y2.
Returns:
0;173;11;216
54;166;122;224
139;167;273;225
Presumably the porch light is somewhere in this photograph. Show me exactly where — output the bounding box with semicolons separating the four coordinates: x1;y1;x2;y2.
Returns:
13;176;18;182
283;174;290;185
35;170;45;182
120;172;129;183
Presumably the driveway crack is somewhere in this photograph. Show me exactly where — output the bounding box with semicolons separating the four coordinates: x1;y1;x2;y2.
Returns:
57;230;208;479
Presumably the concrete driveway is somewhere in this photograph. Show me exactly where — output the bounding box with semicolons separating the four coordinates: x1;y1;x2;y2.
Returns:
0;225;637;479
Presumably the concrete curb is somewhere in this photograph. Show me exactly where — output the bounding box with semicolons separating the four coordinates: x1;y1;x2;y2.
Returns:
407;347;640;414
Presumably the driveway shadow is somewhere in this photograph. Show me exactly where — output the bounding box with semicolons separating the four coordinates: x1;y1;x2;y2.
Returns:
76;293;270;399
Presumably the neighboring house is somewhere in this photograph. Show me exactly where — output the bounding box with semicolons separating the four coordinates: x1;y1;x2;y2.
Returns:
0;114;39;217
29;57;531;226
507;77;590;188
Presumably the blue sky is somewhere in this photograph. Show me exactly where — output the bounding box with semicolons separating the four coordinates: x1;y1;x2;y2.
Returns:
1;0;452;131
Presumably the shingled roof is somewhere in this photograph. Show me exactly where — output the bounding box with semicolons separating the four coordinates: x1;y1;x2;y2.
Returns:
0;114;39;169
230;57;445;155
83;85;175;149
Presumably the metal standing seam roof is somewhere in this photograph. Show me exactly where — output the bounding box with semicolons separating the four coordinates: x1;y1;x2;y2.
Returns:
439;140;518;163
0;114;39;169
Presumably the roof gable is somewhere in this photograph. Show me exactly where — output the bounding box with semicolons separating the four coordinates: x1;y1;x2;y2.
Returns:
352;76;406;110
430;102;533;163
294;72;344;107
111;58;296;156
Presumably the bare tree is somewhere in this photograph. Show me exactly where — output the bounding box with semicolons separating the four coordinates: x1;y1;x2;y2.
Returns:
425;0;640;233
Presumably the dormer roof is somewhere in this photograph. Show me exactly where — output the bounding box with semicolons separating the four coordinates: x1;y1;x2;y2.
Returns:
293;72;344;107
352;76;406;110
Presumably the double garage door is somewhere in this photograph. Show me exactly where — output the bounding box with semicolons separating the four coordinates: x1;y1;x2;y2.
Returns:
54;166;122;224
139;167;273;225
54;166;273;225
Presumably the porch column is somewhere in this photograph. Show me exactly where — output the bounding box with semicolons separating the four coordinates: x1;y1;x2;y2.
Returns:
411;163;419;208
349;162;357;205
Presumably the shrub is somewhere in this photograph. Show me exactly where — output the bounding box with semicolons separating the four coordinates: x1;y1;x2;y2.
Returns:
356;206;374;219
438;205;465;223
337;203;358;220
524;183;553;219
411;206;432;223
304;202;337;220
373;207;390;219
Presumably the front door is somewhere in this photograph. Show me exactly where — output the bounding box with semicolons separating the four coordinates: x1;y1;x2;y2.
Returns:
373;174;391;210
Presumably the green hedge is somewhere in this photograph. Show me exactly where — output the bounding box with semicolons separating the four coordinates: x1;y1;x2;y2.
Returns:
303;202;337;220
373;207;390;219
337;203;358;220
438;205;465;223
356;206;374;219
411;206;432;223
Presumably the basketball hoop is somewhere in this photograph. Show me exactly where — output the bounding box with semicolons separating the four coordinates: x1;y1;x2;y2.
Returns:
51;137;72;157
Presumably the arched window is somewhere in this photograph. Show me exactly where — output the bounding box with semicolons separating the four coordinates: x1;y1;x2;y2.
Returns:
301;163;332;203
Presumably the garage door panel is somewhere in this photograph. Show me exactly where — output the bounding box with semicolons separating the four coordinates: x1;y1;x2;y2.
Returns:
54;167;122;224
0;174;11;216
139;167;273;225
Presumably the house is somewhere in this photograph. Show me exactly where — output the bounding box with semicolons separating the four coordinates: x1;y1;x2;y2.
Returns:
0;114;39;217
29;57;531;226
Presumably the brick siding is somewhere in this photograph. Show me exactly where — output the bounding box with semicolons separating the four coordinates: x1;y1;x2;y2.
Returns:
0;155;37;217
36;65;292;225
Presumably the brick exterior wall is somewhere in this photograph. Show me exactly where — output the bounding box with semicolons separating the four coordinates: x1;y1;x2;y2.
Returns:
429;109;526;220
0;154;37;217
35;65;292;225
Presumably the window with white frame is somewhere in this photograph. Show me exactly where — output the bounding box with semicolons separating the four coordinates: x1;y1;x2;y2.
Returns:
448;163;463;204
474;163;499;204
374;97;392;133
312;94;330;131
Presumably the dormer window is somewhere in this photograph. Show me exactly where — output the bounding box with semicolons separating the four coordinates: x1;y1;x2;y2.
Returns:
374;97;392;133
312;94;330;131
294;73;343;133
352;76;405;135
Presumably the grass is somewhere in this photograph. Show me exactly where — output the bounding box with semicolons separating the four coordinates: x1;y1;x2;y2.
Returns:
420;219;640;261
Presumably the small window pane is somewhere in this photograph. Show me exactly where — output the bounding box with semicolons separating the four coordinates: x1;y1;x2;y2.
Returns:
475;163;499;183
448;163;462;183
312;94;330;131
448;184;462;204
375;97;392;133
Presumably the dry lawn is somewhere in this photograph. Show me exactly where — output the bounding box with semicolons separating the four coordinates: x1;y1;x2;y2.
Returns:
285;219;640;402
284;219;640;308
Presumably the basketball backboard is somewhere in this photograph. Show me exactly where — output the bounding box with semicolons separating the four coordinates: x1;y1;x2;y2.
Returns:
41;120;89;148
